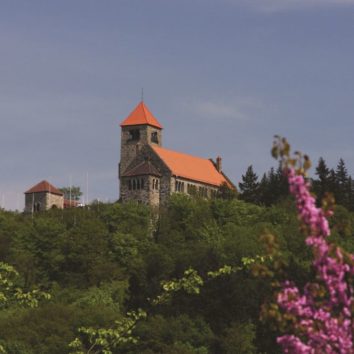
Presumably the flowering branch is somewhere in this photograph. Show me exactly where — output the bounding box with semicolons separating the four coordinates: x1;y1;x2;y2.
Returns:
272;137;354;353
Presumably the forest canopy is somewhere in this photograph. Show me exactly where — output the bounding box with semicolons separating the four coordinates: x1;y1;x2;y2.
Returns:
1;156;354;353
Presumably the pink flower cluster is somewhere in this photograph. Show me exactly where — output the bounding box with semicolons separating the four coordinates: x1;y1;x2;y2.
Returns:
277;168;354;353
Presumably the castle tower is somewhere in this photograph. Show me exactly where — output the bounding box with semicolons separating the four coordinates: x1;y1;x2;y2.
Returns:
119;101;163;176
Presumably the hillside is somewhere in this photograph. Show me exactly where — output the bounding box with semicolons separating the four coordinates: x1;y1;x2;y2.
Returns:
0;193;354;353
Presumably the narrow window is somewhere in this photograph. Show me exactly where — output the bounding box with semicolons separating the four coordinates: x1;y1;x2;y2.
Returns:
141;178;144;189
137;179;140;190
129;129;140;141
133;180;136;190
151;132;159;144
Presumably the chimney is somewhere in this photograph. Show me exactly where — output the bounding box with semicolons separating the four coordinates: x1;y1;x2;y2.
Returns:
216;156;222;172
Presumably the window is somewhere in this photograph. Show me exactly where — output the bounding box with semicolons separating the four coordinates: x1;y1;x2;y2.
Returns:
128;178;146;191
175;181;185;192
129;129;140;141
152;178;159;190
199;186;208;198
34;202;41;212
187;184;197;195
151;131;159;144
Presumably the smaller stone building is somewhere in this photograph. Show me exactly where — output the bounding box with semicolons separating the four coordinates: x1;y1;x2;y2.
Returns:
24;180;64;212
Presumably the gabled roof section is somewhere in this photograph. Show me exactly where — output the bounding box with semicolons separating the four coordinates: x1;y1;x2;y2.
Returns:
25;180;63;196
120;101;163;129
151;146;230;187
122;161;162;177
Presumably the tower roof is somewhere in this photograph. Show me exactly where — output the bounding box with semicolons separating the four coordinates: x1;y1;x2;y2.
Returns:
25;180;63;196
151;146;230;187
120;101;163;129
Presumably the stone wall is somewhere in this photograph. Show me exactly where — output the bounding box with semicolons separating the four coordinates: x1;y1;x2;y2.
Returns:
119;144;171;205
120;125;162;176
24;192;63;212
46;193;64;209
120;176;153;205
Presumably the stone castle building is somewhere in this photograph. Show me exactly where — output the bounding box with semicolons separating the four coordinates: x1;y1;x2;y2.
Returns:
119;101;235;206
24;180;64;212
24;180;79;212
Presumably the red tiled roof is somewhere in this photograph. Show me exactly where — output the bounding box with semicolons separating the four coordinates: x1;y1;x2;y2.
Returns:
25;180;63;196
64;199;79;208
152;146;229;187
122;161;162;177
120;101;163;129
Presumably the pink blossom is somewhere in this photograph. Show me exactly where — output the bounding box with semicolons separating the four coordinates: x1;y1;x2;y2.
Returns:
277;168;354;353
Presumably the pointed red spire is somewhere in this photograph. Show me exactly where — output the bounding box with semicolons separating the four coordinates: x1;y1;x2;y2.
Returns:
120;101;163;129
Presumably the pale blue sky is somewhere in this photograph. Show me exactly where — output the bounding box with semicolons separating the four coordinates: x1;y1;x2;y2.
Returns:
1;0;354;210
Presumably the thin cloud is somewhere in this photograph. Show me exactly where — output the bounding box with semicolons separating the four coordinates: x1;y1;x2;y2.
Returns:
234;0;354;13
185;97;265;122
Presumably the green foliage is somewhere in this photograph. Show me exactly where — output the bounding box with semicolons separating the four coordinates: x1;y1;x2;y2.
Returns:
220;322;257;354
68;309;146;354
59;186;83;201
238;165;260;204
1;195;354;353
217;182;237;200
0;262;50;309
134;314;214;353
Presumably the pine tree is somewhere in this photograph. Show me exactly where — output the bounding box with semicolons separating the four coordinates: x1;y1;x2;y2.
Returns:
335;158;349;207
313;157;331;203
258;173;269;206
275;163;289;199
238;165;259;204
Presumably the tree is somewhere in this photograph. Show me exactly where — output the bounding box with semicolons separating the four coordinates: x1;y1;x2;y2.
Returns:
220;322;257;354
0;262;50;309
59;186;83;201
258;164;288;206
217;182;237;200
335;158;350;207
313;157;331;204
266;137;354;353
238;165;259;204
